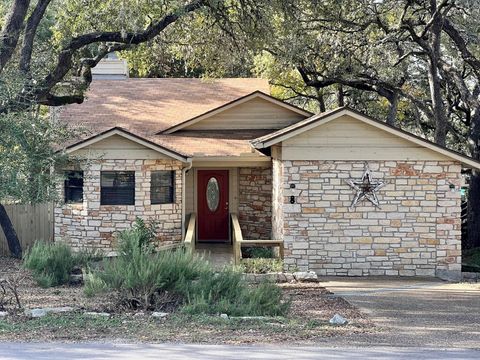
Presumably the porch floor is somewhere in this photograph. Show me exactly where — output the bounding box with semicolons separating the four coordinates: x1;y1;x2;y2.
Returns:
195;243;234;268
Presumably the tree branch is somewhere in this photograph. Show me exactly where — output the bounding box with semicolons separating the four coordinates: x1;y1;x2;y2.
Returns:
1;0;207;110
0;0;31;74
19;0;52;74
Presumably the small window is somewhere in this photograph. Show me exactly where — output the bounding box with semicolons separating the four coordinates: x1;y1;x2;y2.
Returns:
151;171;175;204
101;171;135;205
64;171;84;203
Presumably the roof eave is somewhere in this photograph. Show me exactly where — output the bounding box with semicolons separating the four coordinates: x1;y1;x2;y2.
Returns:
64;127;189;163
250;107;480;170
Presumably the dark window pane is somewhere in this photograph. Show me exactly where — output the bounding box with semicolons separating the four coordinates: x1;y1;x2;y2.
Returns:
151;171;174;204
101;171;135;205
65;171;83;203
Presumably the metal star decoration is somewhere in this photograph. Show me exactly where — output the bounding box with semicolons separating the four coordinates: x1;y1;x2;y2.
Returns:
346;164;386;209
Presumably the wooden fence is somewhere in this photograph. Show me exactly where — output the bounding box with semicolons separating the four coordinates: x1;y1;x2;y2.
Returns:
0;203;54;256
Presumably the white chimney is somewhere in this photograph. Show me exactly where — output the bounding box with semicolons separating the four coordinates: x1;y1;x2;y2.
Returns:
92;52;129;79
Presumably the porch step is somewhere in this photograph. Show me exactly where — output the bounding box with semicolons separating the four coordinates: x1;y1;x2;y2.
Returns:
195;244;233;268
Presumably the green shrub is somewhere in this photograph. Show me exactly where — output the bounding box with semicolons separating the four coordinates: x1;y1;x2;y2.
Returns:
240;258;283;274
182;269;289;316
23;242;75;287
23;241;100;287
83;271;108;297
462;247;480;272
132;217;157;248
85;230;210;309
85;226;290;316
242;246;275;259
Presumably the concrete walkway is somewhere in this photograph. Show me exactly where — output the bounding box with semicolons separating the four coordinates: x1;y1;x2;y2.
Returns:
0;343;479;360
323;277;480;349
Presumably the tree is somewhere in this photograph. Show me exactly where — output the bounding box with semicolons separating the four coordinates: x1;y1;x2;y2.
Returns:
246;0;480;248
0;0;263;257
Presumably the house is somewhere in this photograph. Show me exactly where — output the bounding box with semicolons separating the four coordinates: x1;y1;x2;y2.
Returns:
55;58;480;280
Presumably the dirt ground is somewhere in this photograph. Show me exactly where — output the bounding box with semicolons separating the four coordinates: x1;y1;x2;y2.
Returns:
0;256;373;344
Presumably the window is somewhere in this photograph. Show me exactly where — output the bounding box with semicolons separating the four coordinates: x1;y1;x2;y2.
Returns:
101;171;135;205
151;171;175;204
64;171;84;203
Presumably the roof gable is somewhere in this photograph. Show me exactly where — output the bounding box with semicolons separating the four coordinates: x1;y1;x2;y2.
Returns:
65;128;188;162
160;91;313;134
252;107;480;169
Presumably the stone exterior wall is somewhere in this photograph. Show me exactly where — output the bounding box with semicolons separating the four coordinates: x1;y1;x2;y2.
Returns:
55;159;183;254
238;167;272;239
280;160;462;278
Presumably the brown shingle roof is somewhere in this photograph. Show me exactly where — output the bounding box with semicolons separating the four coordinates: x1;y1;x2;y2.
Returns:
148;130;272;157
60;78;270;136
59;78;275;158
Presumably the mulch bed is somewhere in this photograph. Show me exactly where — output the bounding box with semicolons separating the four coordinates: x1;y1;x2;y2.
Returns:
0;256;374;344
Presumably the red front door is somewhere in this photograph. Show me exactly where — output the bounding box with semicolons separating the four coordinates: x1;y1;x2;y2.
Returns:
197;170;229;242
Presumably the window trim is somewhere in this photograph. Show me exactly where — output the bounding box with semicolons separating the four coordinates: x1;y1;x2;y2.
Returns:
100;171;135;206
64;170;84;204
150;170;175;205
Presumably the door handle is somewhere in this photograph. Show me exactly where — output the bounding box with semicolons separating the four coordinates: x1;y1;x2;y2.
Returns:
225;201;229;210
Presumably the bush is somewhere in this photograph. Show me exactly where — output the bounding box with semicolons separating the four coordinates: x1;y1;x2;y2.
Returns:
85;230;210;309
23;242;75;287
182;269;289;316
23;241;99;287
132;217;157;248
240;258;283;274
85;227;290;316
242;246;275;259
462;247;480;272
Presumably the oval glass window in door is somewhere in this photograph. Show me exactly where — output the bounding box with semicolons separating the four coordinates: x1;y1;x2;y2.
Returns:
206;177;220;212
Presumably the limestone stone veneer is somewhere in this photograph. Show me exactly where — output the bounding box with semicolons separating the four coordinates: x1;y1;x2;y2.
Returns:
55;159;183;254
280;160;462;278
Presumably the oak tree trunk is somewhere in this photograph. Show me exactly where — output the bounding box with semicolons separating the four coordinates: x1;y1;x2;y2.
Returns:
0;204;22;258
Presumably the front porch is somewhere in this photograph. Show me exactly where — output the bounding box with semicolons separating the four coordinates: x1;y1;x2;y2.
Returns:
184;213;284;268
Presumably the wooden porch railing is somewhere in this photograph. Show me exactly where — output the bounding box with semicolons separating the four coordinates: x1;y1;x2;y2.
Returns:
184;213;196;254
230;213;284;265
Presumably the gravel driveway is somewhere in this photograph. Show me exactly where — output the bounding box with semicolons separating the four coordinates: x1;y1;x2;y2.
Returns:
322;277;480;349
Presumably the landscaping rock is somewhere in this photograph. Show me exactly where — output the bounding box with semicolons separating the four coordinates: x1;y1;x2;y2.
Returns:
462;272;479;282
25;309;47;318
0;311;8;317
230;316;266;320
329;314;348;325
47;306;75;314
293;271;319;282
436;269;462;282
84;312;111;317
242;272;296;283
133;312;145;317
25;307;74;318
151;312;169;318
220;313;229;319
